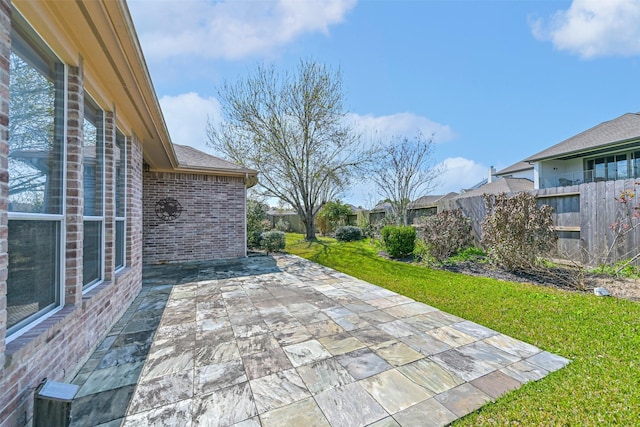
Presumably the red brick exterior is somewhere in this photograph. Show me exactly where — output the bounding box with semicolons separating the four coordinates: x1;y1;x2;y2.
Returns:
143;171;247;263
0;6;144;425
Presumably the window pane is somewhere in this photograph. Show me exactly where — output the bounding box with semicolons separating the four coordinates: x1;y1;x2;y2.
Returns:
115;220;125;269
7;220;59;333
616;154;628;180
83;221;102;287
84;95;104;216
8;31;64;214
115;131;126;218
594;158;606;180
633;151;640;178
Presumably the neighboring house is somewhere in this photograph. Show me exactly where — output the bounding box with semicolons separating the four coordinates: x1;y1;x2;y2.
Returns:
408;193;457;222
0;2;256;425
267;208;305;233
494;161;534;181
456;177;534;199
525;113;640;189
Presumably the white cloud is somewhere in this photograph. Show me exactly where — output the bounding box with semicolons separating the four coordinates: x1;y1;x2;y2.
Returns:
129;0;357;60
435;157;488;194
159;92;221;153
348;112;455;143
531;0;640;58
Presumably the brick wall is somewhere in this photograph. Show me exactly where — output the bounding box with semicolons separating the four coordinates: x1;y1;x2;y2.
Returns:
0;9;145;424
143;171;247;263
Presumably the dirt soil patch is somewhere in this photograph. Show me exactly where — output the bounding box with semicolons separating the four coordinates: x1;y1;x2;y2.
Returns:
437;261;640;302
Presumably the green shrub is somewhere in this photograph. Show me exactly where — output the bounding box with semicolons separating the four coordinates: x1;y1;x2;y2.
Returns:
381;225;416;258
417;209;473;261
261;230;285;253
247;199;270;248
274;219;290;232
335;226;364;242
413;239;434;264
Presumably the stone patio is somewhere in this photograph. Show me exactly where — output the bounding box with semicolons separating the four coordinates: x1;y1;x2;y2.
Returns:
70;254;569;427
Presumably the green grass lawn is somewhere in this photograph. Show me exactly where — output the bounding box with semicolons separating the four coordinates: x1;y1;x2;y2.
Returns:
285;233;640;426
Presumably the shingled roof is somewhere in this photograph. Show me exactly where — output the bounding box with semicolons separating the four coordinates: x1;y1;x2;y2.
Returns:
455;177;533;199
525;113;640;162
173;144;256;174
496;161;533;176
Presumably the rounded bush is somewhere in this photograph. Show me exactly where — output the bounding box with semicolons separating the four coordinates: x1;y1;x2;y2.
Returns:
260;230;286;253
381;225;416;258
335;226;364;242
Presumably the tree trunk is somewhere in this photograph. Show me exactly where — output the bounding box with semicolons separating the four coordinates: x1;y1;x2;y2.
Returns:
304;211;317;241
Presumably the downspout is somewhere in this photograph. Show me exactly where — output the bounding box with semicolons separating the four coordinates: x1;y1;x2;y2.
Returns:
244;172;248;257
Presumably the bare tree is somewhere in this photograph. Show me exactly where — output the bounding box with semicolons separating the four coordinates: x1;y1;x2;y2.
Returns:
208;59;375;240
371;133;442;225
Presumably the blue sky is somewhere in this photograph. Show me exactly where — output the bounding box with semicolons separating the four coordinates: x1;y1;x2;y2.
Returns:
128;0;640;207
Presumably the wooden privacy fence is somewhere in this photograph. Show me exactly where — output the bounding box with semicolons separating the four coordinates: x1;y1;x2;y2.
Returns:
433;178;640;267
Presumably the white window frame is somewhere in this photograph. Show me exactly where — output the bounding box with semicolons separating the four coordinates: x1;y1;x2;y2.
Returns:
82;93;106;292
6;9;67;342
115;130;127;272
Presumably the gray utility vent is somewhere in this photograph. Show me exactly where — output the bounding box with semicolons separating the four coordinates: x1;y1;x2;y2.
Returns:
34;379;79;427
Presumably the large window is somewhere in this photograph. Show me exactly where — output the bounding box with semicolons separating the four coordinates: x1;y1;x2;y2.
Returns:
83;94;105;289
586;151;640;182
115;130;126;270
7;14;65;336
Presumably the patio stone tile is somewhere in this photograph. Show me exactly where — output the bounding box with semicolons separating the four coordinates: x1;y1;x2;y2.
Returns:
368;417;401;427
231;417;261;427
273;325;313;346
242;347;293;380
527;350;571;372
344;302;377;313
360;369;432;414
314;382;388;427
293;310;329;324
141;347;195;380
373;340;425;367
358;309;397;324
237;333;280;356
259;397;330;427
196;308;227;321
77;361;144;397
426;326;476;348
422;310;465;325
335;348;392;380
367;297;400;309
396;358;464;394
471;370;523;399
296;358;355;394
263;315;302;331
399;333;451;357
402;314;446;332
305;319;345;338
229;312;263;326
195;339;241;366
193;382;257;427
392;397;458;427
323;306;355;320
484;334;542;358
127;370;193;414
318;332;366;355
71;385;135;426
195;359;247;395
232;320;271;338
250;369;311;413
122;398;193;427
434;383;492;417
111;330;154;349
500;360;549;383
456;341;522;369
153;322;197;342
282;339;332;367
197;318;231;333
378;320;420;338
333;314;371;331
96;342;151;369
450;320;499;340
350;326;396;347
384;302;437;318
386;295;414;305
430;348;496;382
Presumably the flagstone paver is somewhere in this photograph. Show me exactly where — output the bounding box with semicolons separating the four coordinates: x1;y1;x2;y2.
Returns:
70;254;570;427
